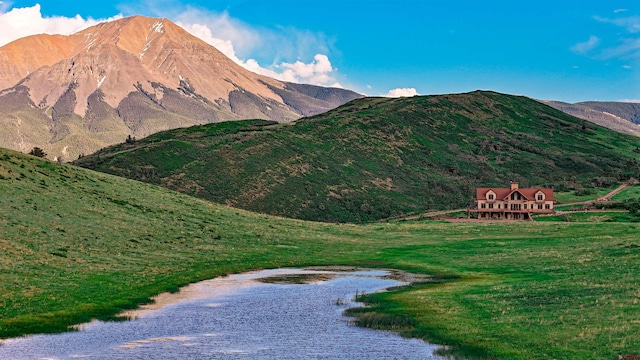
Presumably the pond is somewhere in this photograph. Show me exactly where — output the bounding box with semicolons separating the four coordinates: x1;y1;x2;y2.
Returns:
0;268;446;359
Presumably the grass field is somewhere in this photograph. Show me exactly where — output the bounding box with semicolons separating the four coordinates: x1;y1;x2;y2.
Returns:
535;211;639;223
553;185;618;204
2;148;640;359
612;185;640;201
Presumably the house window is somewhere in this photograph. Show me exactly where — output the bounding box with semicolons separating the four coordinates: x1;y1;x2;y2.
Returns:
545;204;550;209
488;194;494;200
537;194;543;201
489;203;494;209
481;203;486;209
524;204;528;209
538;204;542;209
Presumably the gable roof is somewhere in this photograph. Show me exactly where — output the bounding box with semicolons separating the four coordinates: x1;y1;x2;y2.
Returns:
476;187;555;202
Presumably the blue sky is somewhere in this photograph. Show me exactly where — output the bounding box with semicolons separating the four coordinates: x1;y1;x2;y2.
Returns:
1;0;639;102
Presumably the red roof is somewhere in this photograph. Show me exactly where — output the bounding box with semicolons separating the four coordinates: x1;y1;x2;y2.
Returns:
476;187;555;202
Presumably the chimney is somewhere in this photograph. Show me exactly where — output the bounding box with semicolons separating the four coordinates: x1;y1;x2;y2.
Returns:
510;181;519;190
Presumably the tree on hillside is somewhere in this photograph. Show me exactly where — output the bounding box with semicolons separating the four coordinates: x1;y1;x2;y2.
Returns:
28;147;47;158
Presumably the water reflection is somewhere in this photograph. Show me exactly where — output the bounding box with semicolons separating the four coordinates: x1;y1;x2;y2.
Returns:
1;268;445;359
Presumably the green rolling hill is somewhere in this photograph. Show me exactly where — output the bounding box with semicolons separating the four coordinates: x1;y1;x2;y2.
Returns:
75;91;640;223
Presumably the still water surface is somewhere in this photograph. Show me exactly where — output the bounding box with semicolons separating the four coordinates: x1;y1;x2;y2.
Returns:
0;268;446;359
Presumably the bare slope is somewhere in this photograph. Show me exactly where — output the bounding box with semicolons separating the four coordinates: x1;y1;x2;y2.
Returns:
543;100;640;137
75;91;640;223
0;16;361;160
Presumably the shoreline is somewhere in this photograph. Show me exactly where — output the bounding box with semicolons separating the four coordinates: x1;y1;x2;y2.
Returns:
1;267;448;359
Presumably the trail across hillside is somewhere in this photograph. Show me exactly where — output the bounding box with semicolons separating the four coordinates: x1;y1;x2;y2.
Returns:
596;184;628;201
559;183;630;208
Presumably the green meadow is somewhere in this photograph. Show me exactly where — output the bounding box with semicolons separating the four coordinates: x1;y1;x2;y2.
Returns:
2;147;639;359
612;185;640;201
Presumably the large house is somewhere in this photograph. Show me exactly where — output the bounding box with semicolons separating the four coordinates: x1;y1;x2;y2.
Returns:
473;182;556;220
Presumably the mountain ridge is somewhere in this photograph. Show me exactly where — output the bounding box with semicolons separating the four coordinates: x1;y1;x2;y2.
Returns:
543;100;640;137
0;15;362;160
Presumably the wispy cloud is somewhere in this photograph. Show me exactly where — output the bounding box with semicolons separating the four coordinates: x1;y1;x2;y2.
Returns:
0;4;122;46
600;38;640;60
575;12;640;61
571;35;600;55
385;88;418;98
614;9;629;14
594;15;640;33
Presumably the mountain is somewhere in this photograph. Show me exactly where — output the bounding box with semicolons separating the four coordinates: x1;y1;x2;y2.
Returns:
577;101;640;124
543;100;640;137
74;91;640;223
0;16;361;161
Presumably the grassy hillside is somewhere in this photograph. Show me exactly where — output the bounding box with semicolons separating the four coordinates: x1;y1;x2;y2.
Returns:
75;91;640;223
2;147;640;359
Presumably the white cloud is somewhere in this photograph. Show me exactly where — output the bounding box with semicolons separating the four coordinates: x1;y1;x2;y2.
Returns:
0;4;122;47
595;15;640;33
618;99;640;103
176;15;341;87
570;35;600;55
614;9;629;14
385;88;418;98
623;65;633;69
588;14;640;60
240;54;342;88
601;38;640;59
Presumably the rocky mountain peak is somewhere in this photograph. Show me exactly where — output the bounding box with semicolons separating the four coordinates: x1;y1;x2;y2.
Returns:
0;15;362;160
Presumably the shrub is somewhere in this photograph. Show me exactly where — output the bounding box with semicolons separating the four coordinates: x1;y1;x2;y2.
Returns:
28;147;47;158
574;188;594;196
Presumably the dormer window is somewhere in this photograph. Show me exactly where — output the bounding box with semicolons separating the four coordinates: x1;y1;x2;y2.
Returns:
536;191;545;201
488;194;494;200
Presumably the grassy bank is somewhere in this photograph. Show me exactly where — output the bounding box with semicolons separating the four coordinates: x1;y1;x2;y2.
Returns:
2;148;639;359
346;221;640;359
535;211;639;223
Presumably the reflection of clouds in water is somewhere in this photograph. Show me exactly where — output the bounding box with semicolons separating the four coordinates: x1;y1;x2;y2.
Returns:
0;268;446;360
119;336;194;349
